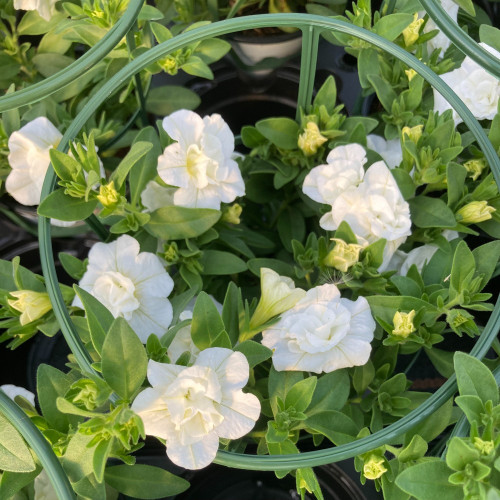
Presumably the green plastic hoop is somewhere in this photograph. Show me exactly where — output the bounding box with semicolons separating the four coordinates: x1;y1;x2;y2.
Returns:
0;390;76;500
0;0;144;113
38;13;500;470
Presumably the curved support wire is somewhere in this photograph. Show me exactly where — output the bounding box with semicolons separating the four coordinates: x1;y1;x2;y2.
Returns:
38;13;500;470
0;0;144;113
0;390;75;500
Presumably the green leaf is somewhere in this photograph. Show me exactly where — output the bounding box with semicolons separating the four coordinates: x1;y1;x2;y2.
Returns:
454;352;498;405
59;252;86;280
472;240;500;291
62;433;96;483
256;118;300;149
109;141;152;190
395;460;460;500
449;240;475;300
73;474;106;500
367;74;397;112
391;168;415;200
195;38;231;63
199;250;247;275
101;317;148;400
446;437;479;471
74;285;114;354
50;149;82;183
455;395;484;425
145;207;221;240
399;435;428;463
0;414;35;472
18;10;67;35
129;127;162;207
145;86;201;116
234;340;272;367
38;189;98;221
181;55;214;79
479;25;500;53
285;377;317;413
37;364;80;432
247;258;295;278
268;367;303;416
32;53;74;77
313;75;337;113
446;163;467;208
0;465;42;499
277;206;305;252
307;370;350;416
104;464;189;499
453;0;475;16
357;48;380;90
373;13;414;41
191;292;231;350
305;411;358;445
222;281;241;345
409;196;457;228
334;221;358;244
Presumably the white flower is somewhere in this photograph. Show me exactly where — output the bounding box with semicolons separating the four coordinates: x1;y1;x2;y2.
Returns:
433;43;500;124
318;161;412;269
390;230;458;275
131;348;261;469
140;180;177;212
34;470;57;500
157;110;245;210
0;384;35;406
6;117;62;206
302;144;366;205
167;296;223;363
73;235;174;343
14;0;58;21
249;268;306;330
366;135;403;169
261;284;375;373
421;0;459;56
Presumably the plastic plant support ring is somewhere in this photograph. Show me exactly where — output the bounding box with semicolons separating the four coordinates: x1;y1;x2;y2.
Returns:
0;0;144;113
38;13;500;471
419;0;500;79
0;389;76;500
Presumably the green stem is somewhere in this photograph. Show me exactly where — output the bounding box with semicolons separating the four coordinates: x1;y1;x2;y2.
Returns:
0;390;76;500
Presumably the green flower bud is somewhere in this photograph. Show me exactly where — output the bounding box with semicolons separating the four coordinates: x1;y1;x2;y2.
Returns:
97;181;120;208
473;437;494;455
392;310;416;339
402;13;424;47
324;238;363;272
363;454;387;480
221;203;242;224
456;201;495;224
298;122;328;156
8;291;52;326
402;124;423;143
464;158;486;181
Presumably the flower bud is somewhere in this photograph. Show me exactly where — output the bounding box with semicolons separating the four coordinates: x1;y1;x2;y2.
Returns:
163;242;179;265
249;268;306;329
464;158;486;181
392;310;416;339
324;238;363;272
456;201;495;224
221;203;242;224
298;122;328;156
402;13;424;47
8;291;52;326
160;55;179;75
402;125;423;143
97;181;120;208
363;455;387;480
405;69;417;81
473;438;494;455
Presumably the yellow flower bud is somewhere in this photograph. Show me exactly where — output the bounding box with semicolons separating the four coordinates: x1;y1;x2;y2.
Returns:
298;122;328;156
402;13;424;47
456;201;496;224
249;268;306;330
464;158;486;181
97;181;120;208
363;455;387;480
8;291;52;326
473;438;494;455
392;310;416;339
160;55;178;75
324;238;363;272
405;69;417;81
402;125;423;143
221;203;242;224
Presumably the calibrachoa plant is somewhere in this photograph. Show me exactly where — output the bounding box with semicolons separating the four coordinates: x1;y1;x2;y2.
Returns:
1;0;500;498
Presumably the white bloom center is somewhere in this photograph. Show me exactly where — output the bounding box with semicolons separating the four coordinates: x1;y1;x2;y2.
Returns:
92;271;140;319
185;144;214;189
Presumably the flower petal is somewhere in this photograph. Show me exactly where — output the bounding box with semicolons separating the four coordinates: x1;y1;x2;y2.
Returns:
216;391;261;439
167;431;220;469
